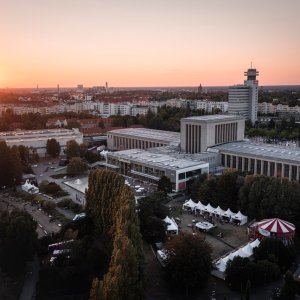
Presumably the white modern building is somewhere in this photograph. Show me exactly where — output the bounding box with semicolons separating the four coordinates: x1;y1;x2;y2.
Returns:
209;141;300;182
103;149;209;191
107;128;181;151
180;115;245;153
0;128;83;157
228;68;259;123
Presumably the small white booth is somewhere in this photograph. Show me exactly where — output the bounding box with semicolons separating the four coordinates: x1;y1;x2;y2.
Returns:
182;199;197;212
21;180;39;194
163;216;179;235
232;211;248;225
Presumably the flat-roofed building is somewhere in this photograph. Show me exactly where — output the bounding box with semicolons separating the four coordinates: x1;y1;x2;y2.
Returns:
101;149;209;191
208;141;300;182
180;115;245;153
107;128;181;151
0;128;83;157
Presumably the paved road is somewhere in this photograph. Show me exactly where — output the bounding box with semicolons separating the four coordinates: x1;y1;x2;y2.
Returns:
0;194;61;237
19;255;39;300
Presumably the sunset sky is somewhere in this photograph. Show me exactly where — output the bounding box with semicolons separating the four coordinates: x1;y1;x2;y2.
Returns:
1;0;299;88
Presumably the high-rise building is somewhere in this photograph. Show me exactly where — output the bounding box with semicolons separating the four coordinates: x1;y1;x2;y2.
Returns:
228;67;259;123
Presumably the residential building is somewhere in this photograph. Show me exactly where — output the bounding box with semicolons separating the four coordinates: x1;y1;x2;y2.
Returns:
195;100;228;113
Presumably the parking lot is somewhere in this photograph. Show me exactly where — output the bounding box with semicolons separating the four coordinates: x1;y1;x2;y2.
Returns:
0;193;62;238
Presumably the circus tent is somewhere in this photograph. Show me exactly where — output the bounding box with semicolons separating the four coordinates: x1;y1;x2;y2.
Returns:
257;218;295;238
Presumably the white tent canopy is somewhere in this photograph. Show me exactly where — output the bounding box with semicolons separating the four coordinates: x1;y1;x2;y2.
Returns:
21;180;39;194
223;208;236;219
241;243;254;256
163;216;178;235
182;199;197;211
232;211;248;225
194;201;206;212
231;248;248;258
213;206;225;217
250;238;261;249
204;203;216;214
213;239;261;276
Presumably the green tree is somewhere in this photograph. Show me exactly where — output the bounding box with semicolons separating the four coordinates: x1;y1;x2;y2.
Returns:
67;157;88;176
0;269;15;300
65;140;80;159
245;280;251;300
0;141;22;187
226;257;251;291
186;174;207;199
238;176;300;224
253;238;295;271
226;256;280;290
280;271;296;300
197;175;219;205
137;192;168;243
0;209;37;275
216;171;244;210
98;232;143;300
140;216;166;244
86;169;126;235
157;175;172;194
46;138;61;157
165;234;212;296
88;172;144;300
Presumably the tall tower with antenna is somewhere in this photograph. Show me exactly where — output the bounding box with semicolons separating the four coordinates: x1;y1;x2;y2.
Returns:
228;64;259;123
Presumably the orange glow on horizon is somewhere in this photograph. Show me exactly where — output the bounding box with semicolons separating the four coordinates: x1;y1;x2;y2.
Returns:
1;0;299;88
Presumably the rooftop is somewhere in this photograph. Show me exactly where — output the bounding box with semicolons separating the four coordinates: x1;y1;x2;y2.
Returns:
108;128;180;144
181;114;245;123
108;149;208;171
0;129;82;143
210;141;300;164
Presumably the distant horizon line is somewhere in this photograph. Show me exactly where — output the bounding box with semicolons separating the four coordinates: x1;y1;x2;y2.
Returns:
1;84;300;90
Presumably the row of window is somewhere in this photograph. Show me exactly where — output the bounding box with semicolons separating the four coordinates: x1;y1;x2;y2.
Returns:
178;169;204;180
112;135;165;149
221;154;299;181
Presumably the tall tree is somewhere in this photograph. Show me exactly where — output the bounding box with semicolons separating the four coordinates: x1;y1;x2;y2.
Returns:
253;238;295;270
85;169;125;236
46;138;61;157
0;209;37;275
138;192;168;243
165;234;212;296
88;172;144;300
280;271;296;300
67;157;87;176
0;141;22;187
0;269;15;300
65;140;80;159
157;175;172;194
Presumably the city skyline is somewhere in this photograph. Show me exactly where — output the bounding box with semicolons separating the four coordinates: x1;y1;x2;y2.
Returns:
1;0;300;88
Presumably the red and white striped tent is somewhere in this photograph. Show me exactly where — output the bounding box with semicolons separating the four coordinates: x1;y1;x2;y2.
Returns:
257;218;295;238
